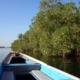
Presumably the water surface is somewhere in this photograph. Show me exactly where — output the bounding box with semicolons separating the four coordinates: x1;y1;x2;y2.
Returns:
0;48;11;63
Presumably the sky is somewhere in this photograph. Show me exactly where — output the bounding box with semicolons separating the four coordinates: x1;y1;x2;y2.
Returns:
0;0;79;47
0;0;40;47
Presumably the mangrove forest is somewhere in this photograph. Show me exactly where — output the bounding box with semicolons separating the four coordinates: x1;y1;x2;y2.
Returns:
11;0;80;58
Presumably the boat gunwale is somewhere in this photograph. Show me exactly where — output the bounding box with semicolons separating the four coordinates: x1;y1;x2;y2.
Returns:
20;53;80;80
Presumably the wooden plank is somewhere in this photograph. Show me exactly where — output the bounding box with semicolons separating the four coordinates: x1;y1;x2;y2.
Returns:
31;70;52;80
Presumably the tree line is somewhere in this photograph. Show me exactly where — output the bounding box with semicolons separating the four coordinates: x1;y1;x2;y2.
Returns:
11;0;80;58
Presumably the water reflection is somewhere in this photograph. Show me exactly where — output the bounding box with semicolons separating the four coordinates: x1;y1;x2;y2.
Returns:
27;52;80;78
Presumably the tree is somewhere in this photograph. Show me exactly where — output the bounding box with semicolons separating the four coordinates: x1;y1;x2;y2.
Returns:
51;26;80;58
18;33;23;40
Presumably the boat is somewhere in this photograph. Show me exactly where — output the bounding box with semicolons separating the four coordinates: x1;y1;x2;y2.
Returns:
0;51;80;80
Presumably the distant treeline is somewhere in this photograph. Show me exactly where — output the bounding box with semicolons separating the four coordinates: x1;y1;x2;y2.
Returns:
11;0;80;58
0;46;10;48
0;46;5;48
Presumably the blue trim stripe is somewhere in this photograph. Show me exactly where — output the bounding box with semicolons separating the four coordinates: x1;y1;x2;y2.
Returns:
41;65;72;80
25;60;33;64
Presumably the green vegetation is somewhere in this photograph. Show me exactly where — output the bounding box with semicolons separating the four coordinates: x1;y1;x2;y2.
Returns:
11;0;80;58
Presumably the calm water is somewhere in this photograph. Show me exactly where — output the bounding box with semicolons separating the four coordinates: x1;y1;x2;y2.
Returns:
0;48;11;63
28;52;80;78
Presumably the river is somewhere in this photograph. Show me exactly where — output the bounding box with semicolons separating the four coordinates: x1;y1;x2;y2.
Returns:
0;48;80;78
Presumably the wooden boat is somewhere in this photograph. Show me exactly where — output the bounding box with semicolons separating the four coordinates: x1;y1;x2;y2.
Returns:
0;52;80;80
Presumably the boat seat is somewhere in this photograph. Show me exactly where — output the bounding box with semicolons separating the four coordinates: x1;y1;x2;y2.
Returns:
1;71;15;80
3;63;41;73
